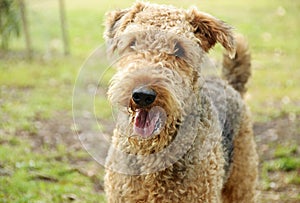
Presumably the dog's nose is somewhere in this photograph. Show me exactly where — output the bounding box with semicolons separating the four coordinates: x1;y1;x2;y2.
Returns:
132;87;156;107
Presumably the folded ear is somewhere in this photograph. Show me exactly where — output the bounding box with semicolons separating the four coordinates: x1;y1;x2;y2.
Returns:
104;9;130;40
103;2;145;40
187;7;236;58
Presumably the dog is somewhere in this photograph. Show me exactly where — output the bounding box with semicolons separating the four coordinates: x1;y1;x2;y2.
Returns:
103;2;258;202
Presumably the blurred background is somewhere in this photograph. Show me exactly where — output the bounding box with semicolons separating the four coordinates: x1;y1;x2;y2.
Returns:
0;0;299;202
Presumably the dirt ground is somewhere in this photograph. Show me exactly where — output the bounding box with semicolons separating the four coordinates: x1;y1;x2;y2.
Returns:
24;112;300;202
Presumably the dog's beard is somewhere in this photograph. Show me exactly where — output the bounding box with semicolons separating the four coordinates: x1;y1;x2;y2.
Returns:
133;106;166;139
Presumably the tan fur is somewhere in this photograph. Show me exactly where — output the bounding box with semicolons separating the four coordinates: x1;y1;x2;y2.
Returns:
103;2;258;202
221;109;258;203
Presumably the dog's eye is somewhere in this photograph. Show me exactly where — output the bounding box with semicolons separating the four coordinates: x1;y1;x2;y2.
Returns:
129;39;136;48
174;41;185;58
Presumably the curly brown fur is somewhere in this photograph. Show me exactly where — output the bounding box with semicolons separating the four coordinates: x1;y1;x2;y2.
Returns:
221;109;258;203
103;2;258;203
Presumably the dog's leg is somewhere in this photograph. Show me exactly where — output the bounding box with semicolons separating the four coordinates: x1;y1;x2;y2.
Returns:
221;110;258;203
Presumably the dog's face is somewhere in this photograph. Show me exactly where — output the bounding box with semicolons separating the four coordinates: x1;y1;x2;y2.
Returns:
105;2;235;144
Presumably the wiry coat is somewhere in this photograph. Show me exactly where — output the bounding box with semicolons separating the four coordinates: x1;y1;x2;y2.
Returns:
103;2;258;203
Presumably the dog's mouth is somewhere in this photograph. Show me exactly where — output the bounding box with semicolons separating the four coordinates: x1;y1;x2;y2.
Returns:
133;106;166;139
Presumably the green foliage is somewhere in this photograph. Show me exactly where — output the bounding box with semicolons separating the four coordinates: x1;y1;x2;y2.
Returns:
0;0;20;49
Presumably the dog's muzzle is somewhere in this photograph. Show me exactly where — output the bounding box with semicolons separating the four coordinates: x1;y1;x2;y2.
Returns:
130;86;166;138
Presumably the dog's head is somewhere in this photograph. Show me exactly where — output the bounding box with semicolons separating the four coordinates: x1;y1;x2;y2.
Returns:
104;2;235;56
105;2;235;148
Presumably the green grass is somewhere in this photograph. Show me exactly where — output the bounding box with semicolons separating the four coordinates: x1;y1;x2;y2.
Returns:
261;143;300;191
263;144;300;173
0;58;76;134
1;0;300;202
265;157;300;172
274;144;298;158
0;139;105;202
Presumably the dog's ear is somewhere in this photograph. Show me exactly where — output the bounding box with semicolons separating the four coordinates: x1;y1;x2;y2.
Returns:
104;2;146;40
187;7;236;58
104;9;130;40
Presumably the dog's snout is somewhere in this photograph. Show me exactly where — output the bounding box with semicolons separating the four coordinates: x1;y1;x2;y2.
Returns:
132;87;156;107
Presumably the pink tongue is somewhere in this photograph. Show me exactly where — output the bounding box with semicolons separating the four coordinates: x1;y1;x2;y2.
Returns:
135;110;148;128
134;109;158;138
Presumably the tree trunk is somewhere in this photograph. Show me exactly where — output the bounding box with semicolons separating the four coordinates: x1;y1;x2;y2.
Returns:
59;0;70;56
19;0;32;59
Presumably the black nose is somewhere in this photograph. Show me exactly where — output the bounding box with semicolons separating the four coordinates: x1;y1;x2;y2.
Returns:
132;87;156;107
